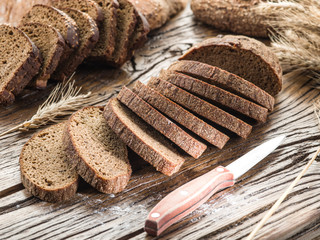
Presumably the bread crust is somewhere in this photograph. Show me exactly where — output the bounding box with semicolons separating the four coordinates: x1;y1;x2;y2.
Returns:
64;106;131;194
0;25;42;105
132;81;229;148
19;122;79;202
104;98;186;176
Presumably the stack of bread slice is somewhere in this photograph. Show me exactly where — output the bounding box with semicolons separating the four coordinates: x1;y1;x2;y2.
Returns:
104;35;282;176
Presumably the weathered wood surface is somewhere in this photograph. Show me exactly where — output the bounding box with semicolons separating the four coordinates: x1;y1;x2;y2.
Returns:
1;5;320;240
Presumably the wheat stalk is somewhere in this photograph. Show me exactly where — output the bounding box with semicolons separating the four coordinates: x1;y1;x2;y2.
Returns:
0;79;105;137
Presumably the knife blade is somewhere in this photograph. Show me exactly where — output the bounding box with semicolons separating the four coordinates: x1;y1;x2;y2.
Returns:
145;135;286;236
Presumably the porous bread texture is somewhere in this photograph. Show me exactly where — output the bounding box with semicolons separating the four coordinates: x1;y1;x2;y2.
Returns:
190;0;269;38
20;23;65;89
51;8;99;81
148;77;252;138
51;0;104;24
19;122;79;202
169;60;275;111
89;0;119;58
117;86;207;158
0;24;41;105
104;98;186;176
159;69;268;122
64;106;131;194
132;81;229;149
179;35;282;96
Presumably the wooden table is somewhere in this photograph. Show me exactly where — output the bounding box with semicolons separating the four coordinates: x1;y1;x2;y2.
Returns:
1;5;320;240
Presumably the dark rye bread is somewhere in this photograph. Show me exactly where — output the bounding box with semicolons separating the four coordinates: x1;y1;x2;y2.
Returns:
117;86;207;158
180;36;283;96
64;106;131;193
0;25;41;105
148;77;252;138
104;98;186;176
51;0;104;25
169;60;275;111
20;122;79;202
89;0;119;59
159;70;268;122
51;8;99;81
20;23;65;89
21;4;79;81
132;81;229;149
190;0;269;38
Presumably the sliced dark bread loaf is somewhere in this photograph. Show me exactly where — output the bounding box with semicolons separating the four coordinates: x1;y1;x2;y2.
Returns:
20;4;79;81
64;106;131;193
89;0;119;60
51;0;104;25
168;60;275;111
159;70;268;122
179;36;283;96
0;25;41;105
117;86;207;158
20;122;79;202
148;77;252;138
51;8;99;81
20;23;65;89
104;98;186;176
132;81;229;149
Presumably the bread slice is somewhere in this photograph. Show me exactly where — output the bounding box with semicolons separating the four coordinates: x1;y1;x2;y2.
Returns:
117;86;207;158
0;25;41;105
104;98;186;176
89;0;119;59
51;0;104;25
179;36;282;96
20;4;79;81
51;8;99;81
64;106;131;193
20;23;65;89
19;122;79;202
169;60;275;111
148;77;252;138
159;70;269;122
190;0;269;38
132;81;229;149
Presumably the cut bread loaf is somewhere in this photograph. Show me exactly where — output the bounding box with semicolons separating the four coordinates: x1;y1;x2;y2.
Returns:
0;25;41;105
117;86;207;158
132;81;229;149
159;70;268;122
20;23;65;89
63;106;131;193
169;60;275;111
89;0;119;60
179;36;282;96
104;98;186;176
51;0;104;25
190;0;269;38
51;8;99;81
148;77;252;138
20;122;79;202
20;4;80;81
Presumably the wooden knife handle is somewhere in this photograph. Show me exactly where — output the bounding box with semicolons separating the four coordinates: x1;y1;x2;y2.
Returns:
145;166;234;236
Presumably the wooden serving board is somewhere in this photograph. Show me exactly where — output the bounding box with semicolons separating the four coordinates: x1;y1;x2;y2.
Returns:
1;5;320;240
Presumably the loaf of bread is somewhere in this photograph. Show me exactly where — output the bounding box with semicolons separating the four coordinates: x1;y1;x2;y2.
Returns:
0;25;42;105
64;106;131;193
20;122;79;202
190;0;269;38
179;35;282;96
20;23;65;89
104;98;186;176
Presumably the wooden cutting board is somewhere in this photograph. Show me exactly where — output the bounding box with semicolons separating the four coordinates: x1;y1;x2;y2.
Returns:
1;5;320;240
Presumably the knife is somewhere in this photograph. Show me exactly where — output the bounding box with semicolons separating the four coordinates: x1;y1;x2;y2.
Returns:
145;135;286;236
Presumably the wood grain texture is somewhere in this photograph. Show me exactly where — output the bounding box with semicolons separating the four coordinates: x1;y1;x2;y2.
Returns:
1;5;320;240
